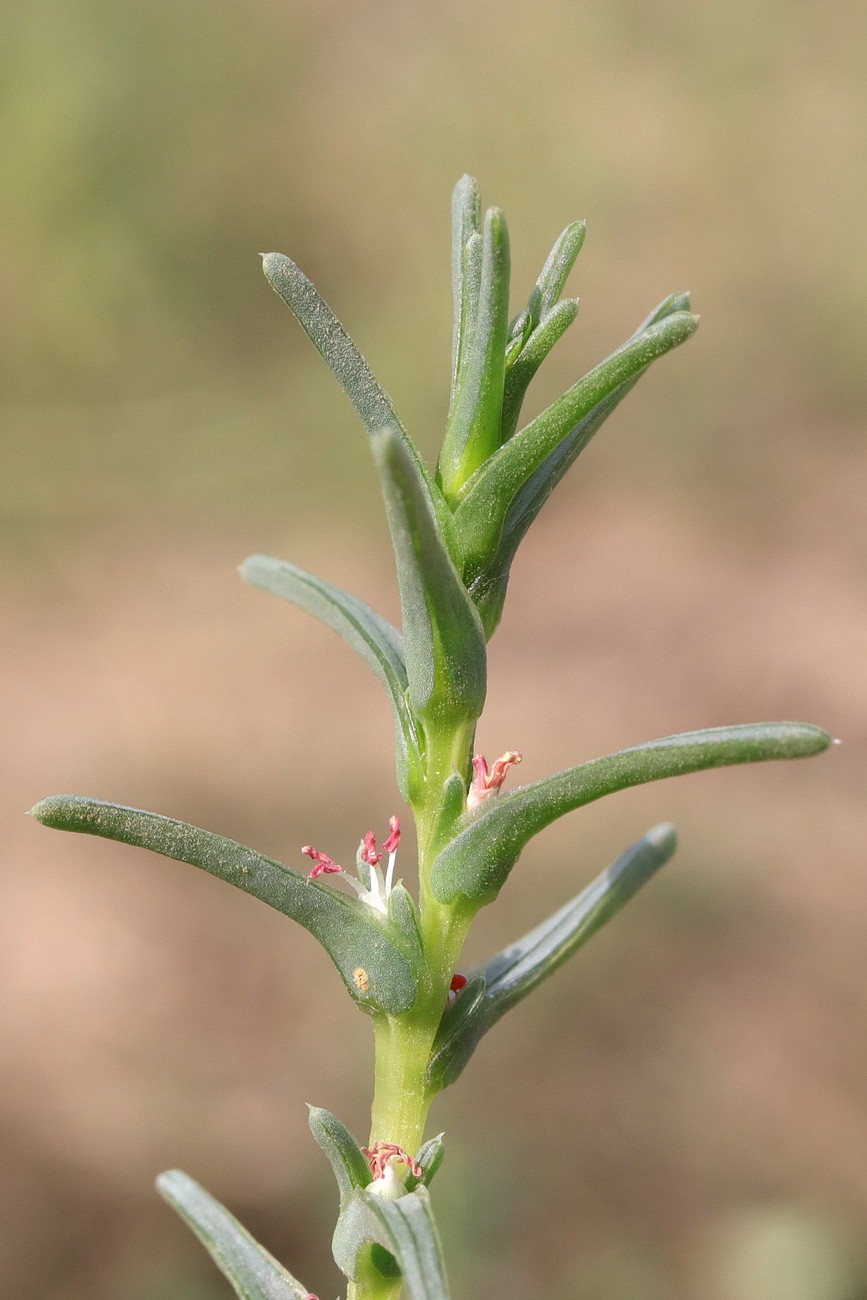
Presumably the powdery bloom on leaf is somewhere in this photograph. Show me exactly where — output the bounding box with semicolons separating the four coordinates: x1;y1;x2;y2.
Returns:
467;751;522;809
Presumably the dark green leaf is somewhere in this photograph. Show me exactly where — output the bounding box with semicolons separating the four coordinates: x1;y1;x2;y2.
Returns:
373;427;487;727
439;207;511;501
430;723;832;905
240;553;422;800
261;252;452;542
526;220;587;326
452;311;699;572
500;297;580;444
157;1170;309;1300
308;1107;371;1209
426;825;677;1089
31;796;418;1015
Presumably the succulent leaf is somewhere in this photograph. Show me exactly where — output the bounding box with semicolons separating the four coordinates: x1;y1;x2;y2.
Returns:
450;174;482;399
308;1107;372;1210
452;310;700;573
30;796;418;1015
261;251;453;543
426;825;677;1089
157;1170;310;1300
526;219;587;326
360;1187;451;1300
439;206;511;501
373;427;487;728
430;723;832;905
241;553;422;799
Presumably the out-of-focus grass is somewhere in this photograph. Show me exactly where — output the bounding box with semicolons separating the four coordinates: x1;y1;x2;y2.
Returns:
2;1;866;1298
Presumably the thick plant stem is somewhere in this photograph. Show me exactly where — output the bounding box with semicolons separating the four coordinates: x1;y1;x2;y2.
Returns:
369;1016;438;1153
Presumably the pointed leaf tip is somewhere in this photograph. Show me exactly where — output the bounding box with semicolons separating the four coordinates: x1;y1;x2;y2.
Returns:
427;824;678;1090
32;795;418;1014
431;722;831;905
157;1169;310;1300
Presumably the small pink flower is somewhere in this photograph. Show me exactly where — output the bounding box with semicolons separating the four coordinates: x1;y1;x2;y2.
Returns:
467;751;522;809
383;815;401;854
301;846;342;878
362;1140;423;1182
359;831;382;867
301;816;402;915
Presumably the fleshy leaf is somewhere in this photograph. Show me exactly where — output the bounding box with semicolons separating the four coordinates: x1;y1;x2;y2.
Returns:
500;297;580;444
405;1134;446;1191
240;553;422;800
361;1187;451;1300
308;1106;371;1210
426;825;677;1090
31;796;418;1014
387;884;425;968
525;220;587;326
261;252;453;542
450;174;482;400
452;310;699;574
157;1169;309;1300
430;723;832;905
439;206;511;500
332;1195;401;1284
373;427;487;727
466;292;694;634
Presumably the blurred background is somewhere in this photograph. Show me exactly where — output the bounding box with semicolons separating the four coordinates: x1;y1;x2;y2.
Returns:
1;0;866;1296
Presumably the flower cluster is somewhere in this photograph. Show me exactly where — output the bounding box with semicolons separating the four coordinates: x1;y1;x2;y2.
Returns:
467;751;522;809
302;817;401;915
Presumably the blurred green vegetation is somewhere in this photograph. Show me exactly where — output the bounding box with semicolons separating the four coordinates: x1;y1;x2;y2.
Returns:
2;0;866;550
2;1;866;1298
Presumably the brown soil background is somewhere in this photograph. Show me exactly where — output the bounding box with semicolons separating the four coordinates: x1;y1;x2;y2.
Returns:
2;1;866;1296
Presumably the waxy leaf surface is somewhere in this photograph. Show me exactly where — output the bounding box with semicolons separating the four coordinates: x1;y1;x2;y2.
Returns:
426;825;677;1089
430;723;832;904
373;427;487;726
157;1170;309;1300
31;795;418;1014
241;553;422;798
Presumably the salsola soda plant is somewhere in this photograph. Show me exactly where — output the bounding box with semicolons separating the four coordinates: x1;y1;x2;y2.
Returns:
31;175;833;1300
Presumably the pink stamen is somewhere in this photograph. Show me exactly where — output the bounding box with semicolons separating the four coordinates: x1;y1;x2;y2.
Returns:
362;1141;423;1181
383;815;401;854
301;845;342;879
467;750;522;808
360;831;382;867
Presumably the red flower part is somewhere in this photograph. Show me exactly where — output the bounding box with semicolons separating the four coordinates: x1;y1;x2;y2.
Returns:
382;815;401;855
467;750;523;808
301;845;342;878
450;972;468;993
362;1140;423;1181
359;831;382;867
